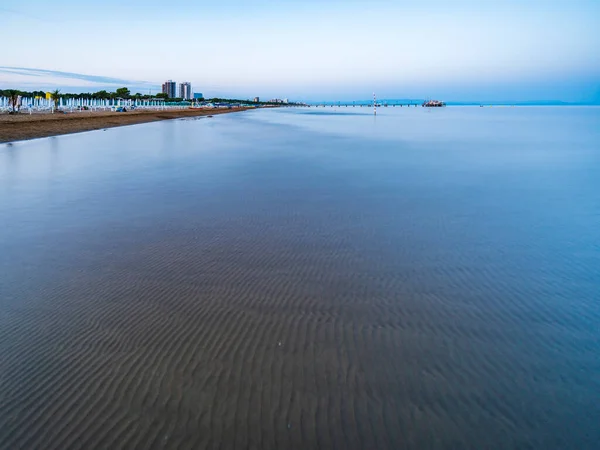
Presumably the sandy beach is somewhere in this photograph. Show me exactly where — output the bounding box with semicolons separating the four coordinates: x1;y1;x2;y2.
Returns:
0;107;252;143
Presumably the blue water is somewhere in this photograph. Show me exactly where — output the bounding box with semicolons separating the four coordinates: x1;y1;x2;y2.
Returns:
1;107;599;449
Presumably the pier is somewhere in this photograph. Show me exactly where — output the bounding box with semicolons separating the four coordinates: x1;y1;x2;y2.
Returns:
309;101;421;108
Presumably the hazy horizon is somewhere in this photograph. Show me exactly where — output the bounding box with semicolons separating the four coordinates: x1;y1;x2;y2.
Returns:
1;0;599;103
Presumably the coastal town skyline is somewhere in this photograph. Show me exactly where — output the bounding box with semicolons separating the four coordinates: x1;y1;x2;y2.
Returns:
1;0;599;103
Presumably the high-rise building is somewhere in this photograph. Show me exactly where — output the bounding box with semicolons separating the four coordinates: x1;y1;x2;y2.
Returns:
179;82;192;100
162;80;176;98
253;97;260;103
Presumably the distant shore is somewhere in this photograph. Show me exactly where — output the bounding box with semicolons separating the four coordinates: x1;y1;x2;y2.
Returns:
0;107;252;143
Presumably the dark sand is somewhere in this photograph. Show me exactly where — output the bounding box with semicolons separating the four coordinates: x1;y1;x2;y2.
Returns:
1;106;599;450
1;231;412;449
0;107;251;143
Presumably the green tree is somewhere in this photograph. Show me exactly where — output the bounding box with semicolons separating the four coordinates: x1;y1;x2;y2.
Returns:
115;87;130;98
94;90;110;99
6;89;20;113
155;93;168;100
50;89;61;110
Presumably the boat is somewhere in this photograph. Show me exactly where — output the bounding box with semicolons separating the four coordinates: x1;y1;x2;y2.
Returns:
422;100;446;107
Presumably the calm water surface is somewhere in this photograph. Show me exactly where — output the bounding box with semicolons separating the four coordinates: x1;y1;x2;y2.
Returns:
1;107;599;449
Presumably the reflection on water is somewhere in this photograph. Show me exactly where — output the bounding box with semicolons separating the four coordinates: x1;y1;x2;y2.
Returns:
1;107;599;449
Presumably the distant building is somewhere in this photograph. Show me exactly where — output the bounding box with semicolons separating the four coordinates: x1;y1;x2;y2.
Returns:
193;93;204;100
179;82;192;100
269;98;284;104
162;80;176;98
253;97;260;103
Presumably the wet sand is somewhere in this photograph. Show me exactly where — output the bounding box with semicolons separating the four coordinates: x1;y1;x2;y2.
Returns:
0;107;252;143
1;107;599;449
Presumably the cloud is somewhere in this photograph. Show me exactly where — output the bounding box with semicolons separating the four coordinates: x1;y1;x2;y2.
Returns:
0;67;157;92
0;7;39;18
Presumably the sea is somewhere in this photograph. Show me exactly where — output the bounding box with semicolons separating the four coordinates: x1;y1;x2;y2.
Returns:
1;106;599;449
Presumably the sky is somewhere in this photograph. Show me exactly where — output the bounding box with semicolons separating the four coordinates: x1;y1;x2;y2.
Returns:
1;0;599;102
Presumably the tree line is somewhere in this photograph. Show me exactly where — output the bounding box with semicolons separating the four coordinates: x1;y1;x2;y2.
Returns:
2;87;297;112
0;87;193;101
1;88;63;112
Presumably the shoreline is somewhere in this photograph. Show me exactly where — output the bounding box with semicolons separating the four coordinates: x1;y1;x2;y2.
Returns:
0;107;253;143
